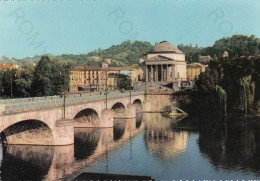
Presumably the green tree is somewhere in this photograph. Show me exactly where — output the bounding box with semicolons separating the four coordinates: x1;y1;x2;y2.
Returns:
117;74;131;90
31;56;71;96
14;63;34;97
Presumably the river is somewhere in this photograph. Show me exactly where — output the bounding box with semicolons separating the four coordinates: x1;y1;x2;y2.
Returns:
0;113;259;180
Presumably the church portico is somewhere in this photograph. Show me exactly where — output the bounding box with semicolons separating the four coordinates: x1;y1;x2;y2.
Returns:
145;63;175;82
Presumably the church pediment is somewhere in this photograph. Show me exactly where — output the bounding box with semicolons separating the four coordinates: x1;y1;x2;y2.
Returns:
146;55;174;62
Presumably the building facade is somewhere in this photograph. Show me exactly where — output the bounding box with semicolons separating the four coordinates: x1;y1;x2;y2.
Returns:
199;55;212;64
143;41;187;89
186;63;206;81
69;62;143;92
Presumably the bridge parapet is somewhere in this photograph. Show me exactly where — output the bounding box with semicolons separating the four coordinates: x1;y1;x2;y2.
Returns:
1;91;145;114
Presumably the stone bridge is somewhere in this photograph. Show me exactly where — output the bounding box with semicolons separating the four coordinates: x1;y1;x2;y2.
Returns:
0;91;145;146
1;116;145;180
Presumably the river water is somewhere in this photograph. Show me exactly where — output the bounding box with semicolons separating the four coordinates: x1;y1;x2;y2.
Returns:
0;113;259;180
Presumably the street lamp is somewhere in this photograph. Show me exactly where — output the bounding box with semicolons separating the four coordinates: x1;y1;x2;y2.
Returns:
60;72;67;119
105;70;108;109
129;73;132;103
10;72;16;99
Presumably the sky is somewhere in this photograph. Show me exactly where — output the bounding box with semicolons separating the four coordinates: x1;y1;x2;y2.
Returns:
0;0;260;58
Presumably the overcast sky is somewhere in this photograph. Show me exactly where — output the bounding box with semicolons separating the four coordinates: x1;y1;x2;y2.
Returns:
0;0;259;58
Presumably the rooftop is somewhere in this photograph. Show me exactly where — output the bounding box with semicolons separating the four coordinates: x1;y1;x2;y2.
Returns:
0;64;15;70
72;65;140;71
148;41;183;54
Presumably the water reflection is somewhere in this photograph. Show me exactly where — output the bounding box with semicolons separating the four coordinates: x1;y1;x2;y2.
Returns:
0;116;145;180
144;113;188;162
0;145;54;180
1;113;259;180
74;128;101;160
113;119;126;141
136;112;143;129
198;120;260;176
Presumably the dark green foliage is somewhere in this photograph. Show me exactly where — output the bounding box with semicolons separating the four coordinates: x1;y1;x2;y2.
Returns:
56;40;153;66
177;43;202;63
0;69;17;98
178;35;260;63
195;56;260;117
31;56;71;97
116;74;131;90
14;63;34;97
0;56;72;98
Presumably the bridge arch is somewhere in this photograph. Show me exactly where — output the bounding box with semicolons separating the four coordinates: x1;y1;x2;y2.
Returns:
1;119;54;145
74;108;101;127
111;102;126;117
133;99;142;113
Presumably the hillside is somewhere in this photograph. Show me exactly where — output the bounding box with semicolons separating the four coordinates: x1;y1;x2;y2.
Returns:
2;35;260;66
178;35;260;63
56;40;153;66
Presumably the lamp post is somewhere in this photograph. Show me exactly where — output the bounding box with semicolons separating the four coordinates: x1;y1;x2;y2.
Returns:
60;72;67;119
10;72;16;99
10;77;13;99
105;70;108;109
129;73;132;103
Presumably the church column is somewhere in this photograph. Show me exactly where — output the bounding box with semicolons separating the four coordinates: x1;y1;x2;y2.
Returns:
155;65;158;81
151;65;154;81
172;64;175;81
166;64;169;81
145;65;148;82
161;65;163;81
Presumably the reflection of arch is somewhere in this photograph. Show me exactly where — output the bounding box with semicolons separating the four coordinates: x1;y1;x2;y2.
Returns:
74;128;101;160
1;145;54;180
74;109;100;127
1;119;54;145
111;102;126;116
136;112;143;129
113;119;126;141
133;99;142;113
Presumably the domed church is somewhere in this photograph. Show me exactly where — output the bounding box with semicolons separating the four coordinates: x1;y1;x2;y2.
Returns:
144;41;187;89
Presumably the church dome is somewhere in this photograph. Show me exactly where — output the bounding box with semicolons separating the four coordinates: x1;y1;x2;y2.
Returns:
149;41;183;54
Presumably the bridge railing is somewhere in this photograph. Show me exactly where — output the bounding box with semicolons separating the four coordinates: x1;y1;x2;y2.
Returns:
0;91;145;112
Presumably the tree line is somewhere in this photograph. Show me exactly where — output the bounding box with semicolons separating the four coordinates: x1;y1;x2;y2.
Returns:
178;35;260;63
188;55;260;120
0;56;71;98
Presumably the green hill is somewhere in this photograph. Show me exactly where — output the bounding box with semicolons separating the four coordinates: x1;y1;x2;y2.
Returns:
55;40;153;67
3;35;260;66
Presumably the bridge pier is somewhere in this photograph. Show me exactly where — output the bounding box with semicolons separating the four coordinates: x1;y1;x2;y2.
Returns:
100;109;114;127
126;103;136;118
54;119;74;145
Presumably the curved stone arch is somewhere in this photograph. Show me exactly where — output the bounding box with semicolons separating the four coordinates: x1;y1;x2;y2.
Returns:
74;108;101;127
133;99;143;113
1;119;54;145
111;102;126;117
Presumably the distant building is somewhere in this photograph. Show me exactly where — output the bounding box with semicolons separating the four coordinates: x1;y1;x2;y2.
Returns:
0;64;18;71
104;59;112;64
91;57;100;62
223;51;229;58
186;62;206;81
69;63;143;92
234;34;248;38
199;55;212;64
